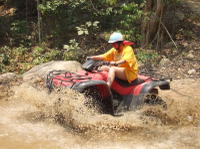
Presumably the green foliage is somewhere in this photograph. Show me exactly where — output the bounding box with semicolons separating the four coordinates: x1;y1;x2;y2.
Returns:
0;53;9;73
63;39;80;51
45;50;61;60
92;1;145;41
0;45;63;74
32;46;45;57
13;46;29;56
76;21;99;36
10;20;27;34
36;0;146;46
102;0;117;5
9;20;33;46
0;46;10;65
38;0;89;15
0;53;9;65
0;0;181;74
0;46;11;73
120;3;144;41
136;49;159;64
63;39;81;60
38;0;67;15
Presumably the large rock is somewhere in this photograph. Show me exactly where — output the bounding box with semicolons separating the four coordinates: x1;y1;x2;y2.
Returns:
159;57;172;67
23;61;83;81
0;73;18;84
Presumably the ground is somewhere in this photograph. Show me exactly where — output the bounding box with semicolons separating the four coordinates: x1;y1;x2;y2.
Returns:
151;0;200;80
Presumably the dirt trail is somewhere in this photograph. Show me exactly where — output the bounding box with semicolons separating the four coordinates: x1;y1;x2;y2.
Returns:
182;0;200;16
160;79;200;101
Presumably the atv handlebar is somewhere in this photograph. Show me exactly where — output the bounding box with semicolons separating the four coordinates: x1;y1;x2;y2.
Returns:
97;61;110;66
82;59;117;72
94;61;118;68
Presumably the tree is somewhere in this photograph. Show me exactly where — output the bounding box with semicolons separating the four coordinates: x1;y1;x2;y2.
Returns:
141;0;167;49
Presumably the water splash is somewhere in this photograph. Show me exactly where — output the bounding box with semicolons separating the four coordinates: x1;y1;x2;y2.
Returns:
0;79;200;149
12;83;146;132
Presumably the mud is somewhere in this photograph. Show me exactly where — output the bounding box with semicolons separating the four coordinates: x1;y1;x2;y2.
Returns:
0;78;199;149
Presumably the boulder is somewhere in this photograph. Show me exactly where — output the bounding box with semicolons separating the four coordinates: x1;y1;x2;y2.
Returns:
0;73;18;84
186;50;194;59
159;57;172;67
188;69;196;75
23;61;83;81
187;53;194;59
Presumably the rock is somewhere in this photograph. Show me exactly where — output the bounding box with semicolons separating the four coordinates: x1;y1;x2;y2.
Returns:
138;62;145;68
187;116;193;122
188;69;196;75
159;57;171;67
23;61;83;82
187;53;194;59
0;73;18;84
163;42;175;49
182;42;189;47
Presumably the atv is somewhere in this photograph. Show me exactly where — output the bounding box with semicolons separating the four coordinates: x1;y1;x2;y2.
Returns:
46;59;171;115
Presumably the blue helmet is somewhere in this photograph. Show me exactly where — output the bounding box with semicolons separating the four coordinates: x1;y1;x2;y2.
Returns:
108;32;123;43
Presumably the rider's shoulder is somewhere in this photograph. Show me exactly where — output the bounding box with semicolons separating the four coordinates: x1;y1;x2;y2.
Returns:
124;45;134;52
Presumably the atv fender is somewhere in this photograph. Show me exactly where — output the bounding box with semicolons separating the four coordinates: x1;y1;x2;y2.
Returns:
141;80;170;94
115;80;170;113
72;80;115;114
72;80;113;99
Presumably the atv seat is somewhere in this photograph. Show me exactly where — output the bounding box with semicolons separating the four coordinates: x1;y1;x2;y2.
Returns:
115;78;145;87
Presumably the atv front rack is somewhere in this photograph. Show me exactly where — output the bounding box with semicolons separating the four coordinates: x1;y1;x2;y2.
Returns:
46;70;92;92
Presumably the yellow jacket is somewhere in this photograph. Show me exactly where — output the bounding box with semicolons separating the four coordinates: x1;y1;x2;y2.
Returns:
101;45;138;83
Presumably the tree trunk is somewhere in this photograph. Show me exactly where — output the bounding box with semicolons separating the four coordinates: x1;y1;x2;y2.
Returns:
37;0;42;43
141;0;166;49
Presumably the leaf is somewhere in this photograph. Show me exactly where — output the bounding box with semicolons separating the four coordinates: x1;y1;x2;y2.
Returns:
84;30;89;35
78;30;84;35
63;45;69;50
86;21;92;27
93;21;99;27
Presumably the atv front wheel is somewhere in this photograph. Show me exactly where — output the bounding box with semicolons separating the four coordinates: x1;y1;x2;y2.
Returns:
82;86;113;114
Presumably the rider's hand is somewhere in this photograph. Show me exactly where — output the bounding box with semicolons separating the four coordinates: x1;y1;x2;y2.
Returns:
110;61;118;66
86;56;93;60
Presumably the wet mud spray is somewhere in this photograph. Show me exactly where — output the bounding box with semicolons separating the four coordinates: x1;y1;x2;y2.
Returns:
0;79;200;149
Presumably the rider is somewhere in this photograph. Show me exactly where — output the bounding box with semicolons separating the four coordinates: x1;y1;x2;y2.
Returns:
88;32;138;87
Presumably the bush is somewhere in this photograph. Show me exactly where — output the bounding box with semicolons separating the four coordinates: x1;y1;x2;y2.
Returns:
136;48;160;64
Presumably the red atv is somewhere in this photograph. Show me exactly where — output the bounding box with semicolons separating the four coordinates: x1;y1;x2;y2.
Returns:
46;60;171;115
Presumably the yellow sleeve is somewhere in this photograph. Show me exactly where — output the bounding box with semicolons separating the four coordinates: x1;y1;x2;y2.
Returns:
100;48;115;61
122;46;137;68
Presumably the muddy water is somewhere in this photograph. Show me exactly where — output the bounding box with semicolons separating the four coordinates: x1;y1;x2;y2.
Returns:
0;79;200;149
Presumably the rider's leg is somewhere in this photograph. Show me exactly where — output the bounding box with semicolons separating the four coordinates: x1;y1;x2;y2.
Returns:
107;67;127;87
99;65;110;71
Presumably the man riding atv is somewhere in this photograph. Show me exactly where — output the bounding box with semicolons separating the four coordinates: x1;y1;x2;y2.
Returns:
46;32;170;115
87;32;138;88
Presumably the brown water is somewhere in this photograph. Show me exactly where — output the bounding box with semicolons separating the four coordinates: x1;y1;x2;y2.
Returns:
0;79;200;149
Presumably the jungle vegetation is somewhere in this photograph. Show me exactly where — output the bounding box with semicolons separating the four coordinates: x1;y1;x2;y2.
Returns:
0;0;180;73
